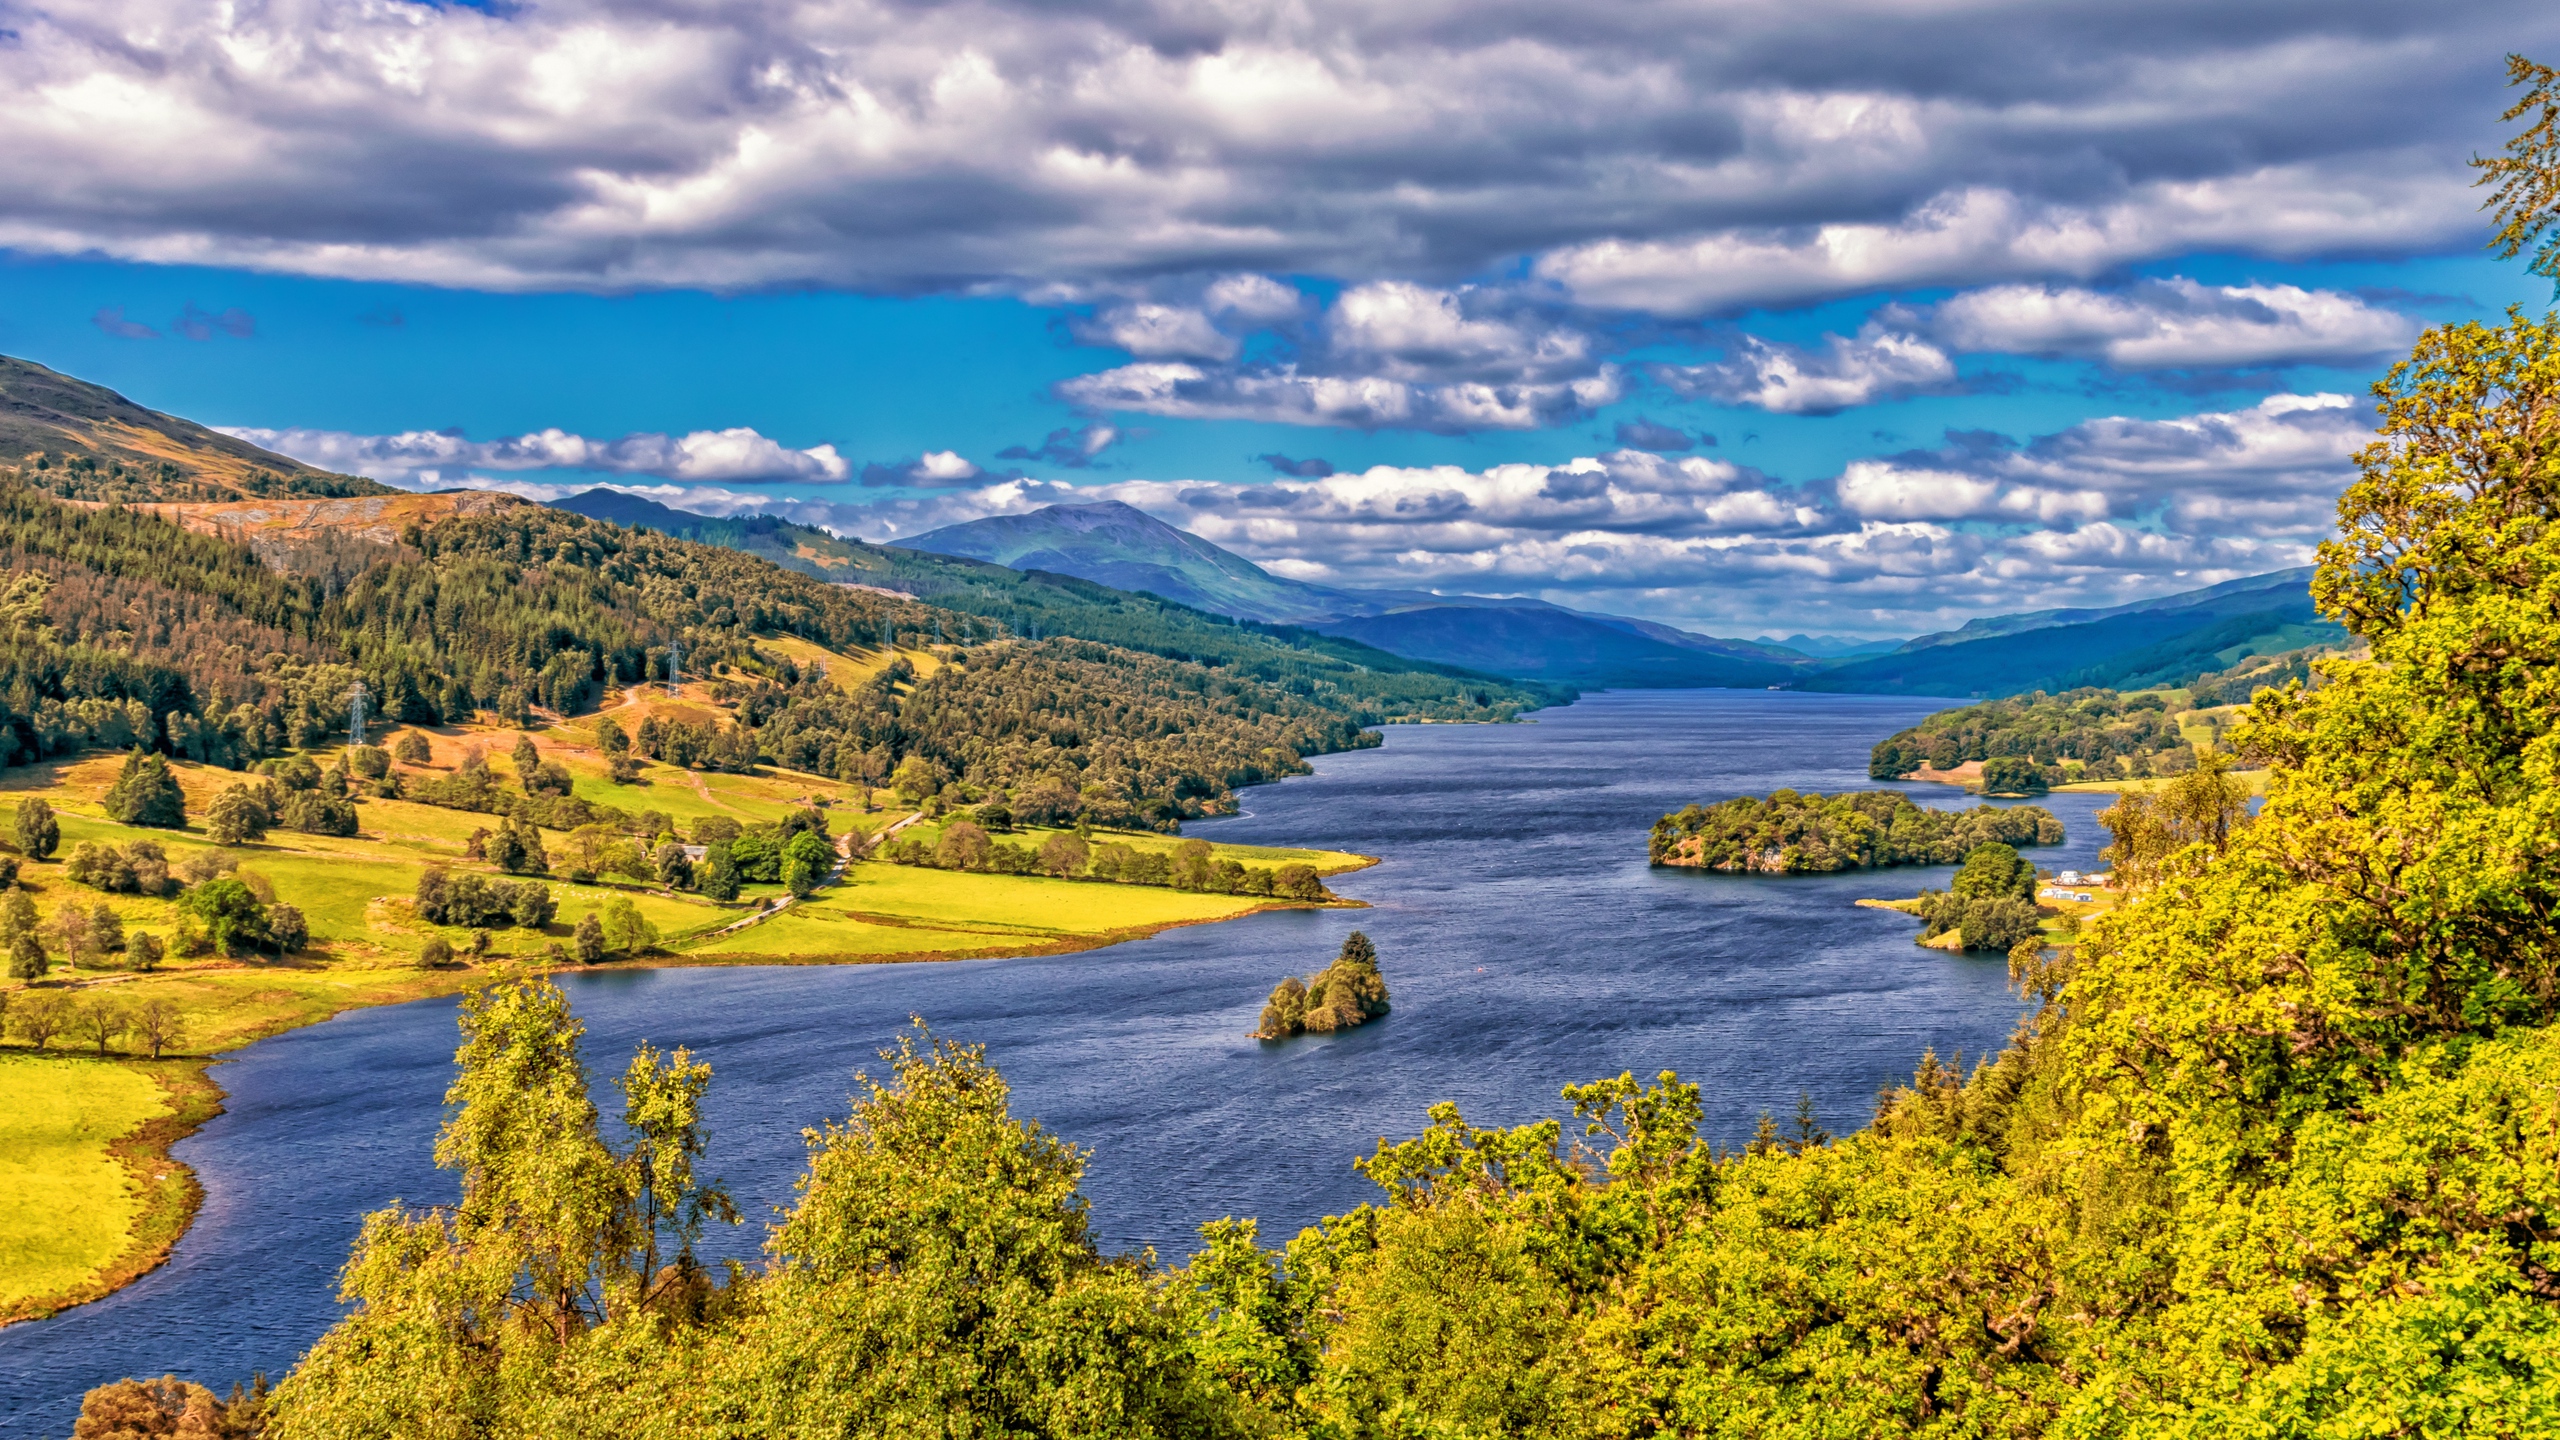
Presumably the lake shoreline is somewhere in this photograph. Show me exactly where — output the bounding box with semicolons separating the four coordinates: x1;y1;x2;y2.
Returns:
0;854;1378;1330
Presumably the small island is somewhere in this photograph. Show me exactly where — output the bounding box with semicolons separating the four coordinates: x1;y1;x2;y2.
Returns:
1649;789;2062;873
1857;841;2048;952
1253;930;1390;1040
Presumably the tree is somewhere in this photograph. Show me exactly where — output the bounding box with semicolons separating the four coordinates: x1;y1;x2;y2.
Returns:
205;783;270;844
1255;975;1309;1039
394;730;433;764
697;842;740;902
103;750;188;828
130;998;184;1060
9;927;49;981
890;753;943;804
419;936;453;969
487;816;550;875
182;879;272;958
928;822;988;874
348;744;392;780
599;898;657;956
2095;748;2251;892
50;905;96;969
89;902;123;956
575;912;606;965
74;997;129;1056
1977;755;2047;796
15;991;68;1051
1171;838;1216;890
270;902;310;954
512;733;542;787
14;797;58;860
128;932;164;973
654;841;694;890
1275;863;1325;900
782;831;834;897
595;715;628;757
269;979;734;1434
1951;841;2035;901
1038;832;1089;878
72;1374;266;1435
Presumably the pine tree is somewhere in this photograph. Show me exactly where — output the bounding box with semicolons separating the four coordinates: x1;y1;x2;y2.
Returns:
102;750;187;828
13;797;58;860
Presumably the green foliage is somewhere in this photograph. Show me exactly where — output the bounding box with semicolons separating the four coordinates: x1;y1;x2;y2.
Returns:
1868;686;2188;783
13;796;57;859
2479;55;2560;284
780;829;832;898
1976;754;2046;795
414;866;556;930
1650;788;2063;870
1255;931;1390;1039
102;749;186;827
180;878;271;957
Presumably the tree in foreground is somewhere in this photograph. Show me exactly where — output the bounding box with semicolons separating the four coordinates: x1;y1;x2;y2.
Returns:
73;1374;265;1438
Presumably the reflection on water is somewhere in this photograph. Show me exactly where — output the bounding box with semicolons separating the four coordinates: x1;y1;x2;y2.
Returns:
0;690;2120;1435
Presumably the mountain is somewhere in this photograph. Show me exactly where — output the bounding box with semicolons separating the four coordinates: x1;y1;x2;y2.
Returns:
899;500;1364;622
896;498;1821;688
1761;633;1905;659
0;353;392;500
1795;567;2343;697
544;489;1553;717
1309;605;1807;688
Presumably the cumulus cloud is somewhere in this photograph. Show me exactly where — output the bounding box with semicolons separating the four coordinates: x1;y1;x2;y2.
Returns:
0;0;2520;296
749;389;2371;633
859;451;1021;488
1071;304;1238;360
1257;453;1336;477
1658;326;1957;415
1056;279;1626;431
226;424;853;486
1058;359;1624;432
1612;419;1706;452
1931;278;2420;369
997;423;1120;468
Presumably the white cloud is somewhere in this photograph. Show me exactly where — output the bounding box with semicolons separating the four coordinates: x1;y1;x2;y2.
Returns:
224;424;851;485
1932;279;2420;368
1056;360;1624;432
0;2;2519;296
1657;326;1956;414
780;388;2372;633
1536;166;2469;315
1073;303;1239;359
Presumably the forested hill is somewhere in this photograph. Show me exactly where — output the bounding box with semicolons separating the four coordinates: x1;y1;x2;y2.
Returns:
546;487;1550;718
0;475;1479;826
0;354;392;502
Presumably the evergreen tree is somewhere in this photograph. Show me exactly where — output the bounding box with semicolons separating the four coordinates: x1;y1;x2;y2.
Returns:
102;750;187;828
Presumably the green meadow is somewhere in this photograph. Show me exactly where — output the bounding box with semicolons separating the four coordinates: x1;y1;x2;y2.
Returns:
0;1058;167;1314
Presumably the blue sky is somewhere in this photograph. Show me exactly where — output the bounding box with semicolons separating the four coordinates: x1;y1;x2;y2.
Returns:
2;1;2556;638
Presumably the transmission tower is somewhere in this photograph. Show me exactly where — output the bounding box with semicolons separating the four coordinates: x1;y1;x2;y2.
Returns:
345;681;372;748
667;635;682;697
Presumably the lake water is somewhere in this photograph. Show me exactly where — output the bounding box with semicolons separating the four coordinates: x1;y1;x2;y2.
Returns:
0;690;2122;1435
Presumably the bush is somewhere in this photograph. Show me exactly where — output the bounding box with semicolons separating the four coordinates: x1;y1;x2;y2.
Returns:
181;878;273;957
393;731;433;764
207;782;273;844
348;745;392;780
418;936;453;968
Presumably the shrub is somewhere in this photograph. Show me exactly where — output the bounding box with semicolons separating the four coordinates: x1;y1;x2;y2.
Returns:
282;790;359;837
393;731;433;764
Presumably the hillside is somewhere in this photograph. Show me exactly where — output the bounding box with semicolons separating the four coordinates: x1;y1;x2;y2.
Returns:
0;354;392;501
547;488;1549;719
1795;567;2342;697
1310;603;1808;688
900;499;1362;622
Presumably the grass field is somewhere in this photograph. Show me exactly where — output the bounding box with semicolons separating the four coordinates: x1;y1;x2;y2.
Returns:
0;1058;168;1314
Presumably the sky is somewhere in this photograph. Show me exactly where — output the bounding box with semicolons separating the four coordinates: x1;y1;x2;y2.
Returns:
2;1;2556;640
